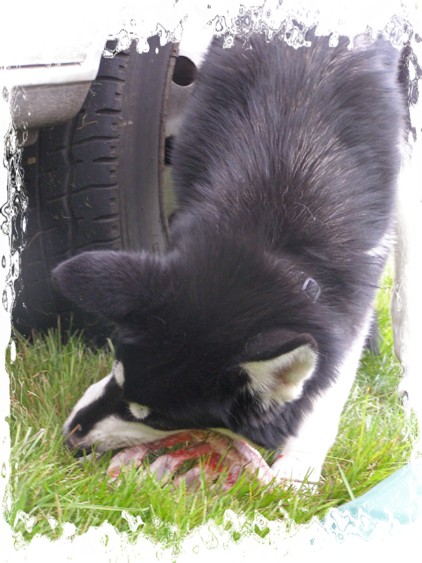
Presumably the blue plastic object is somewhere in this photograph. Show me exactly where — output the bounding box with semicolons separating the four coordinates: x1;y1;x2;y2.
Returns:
337;459;422;524
317;458;422;548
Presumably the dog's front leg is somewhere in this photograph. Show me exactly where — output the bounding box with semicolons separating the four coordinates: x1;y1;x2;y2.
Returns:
272;313;373;486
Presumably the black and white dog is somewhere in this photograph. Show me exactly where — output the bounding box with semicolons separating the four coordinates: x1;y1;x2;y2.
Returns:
53;32;409;484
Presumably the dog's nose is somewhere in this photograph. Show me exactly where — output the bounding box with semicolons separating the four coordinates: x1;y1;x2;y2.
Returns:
63;422;82;448
64;435;92;457
63;427;93;456
64;433;78;450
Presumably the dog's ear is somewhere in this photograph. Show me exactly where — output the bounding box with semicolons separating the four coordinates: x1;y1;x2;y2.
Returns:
52;251;166;323
239;330;318;405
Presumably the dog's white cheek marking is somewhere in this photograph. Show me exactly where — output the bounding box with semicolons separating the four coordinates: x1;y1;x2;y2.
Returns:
63;371;113;434
77;415;176;452
272;311;373;485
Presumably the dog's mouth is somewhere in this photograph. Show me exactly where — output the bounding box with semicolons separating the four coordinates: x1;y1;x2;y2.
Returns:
65;436;94;458
64;423;95;458
70;445;94;459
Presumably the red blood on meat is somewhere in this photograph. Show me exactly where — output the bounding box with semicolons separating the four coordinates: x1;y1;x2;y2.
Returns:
106;429;278;489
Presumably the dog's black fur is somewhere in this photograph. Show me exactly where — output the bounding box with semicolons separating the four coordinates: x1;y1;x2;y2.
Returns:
54;33;405;453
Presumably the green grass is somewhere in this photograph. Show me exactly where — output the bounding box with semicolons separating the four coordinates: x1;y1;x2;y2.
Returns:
5;271;416;547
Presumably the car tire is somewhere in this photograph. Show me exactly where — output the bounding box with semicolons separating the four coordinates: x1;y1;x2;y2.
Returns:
13;37;178;343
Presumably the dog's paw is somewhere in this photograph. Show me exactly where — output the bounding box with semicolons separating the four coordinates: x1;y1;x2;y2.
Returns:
398;372;422;422
271;453;321;491
398;376;421;414
398;375;412;415
398;373;422;455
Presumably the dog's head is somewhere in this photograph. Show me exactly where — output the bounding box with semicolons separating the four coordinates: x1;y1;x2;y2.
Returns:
53;249;319;452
